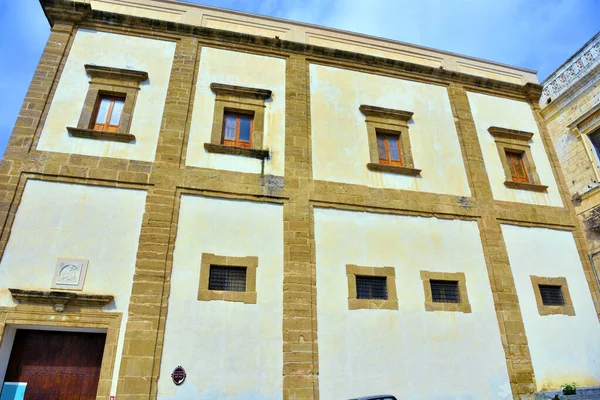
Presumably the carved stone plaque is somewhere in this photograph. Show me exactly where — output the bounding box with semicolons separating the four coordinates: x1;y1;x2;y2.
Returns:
51;258;89;291
171;366;186;386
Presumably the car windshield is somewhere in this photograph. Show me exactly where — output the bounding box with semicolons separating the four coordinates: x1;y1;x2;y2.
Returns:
351;397;397;400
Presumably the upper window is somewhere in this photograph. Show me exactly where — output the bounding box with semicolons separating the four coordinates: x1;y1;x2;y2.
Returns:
588;129;600;161
488;126;547;192
356;275;388;300
222;111;254;148
360;105;420;176
569;105;600;173
505;150;529;183
67;64;148;143
205;83;271;160
92;95;125;133
377;133;403;166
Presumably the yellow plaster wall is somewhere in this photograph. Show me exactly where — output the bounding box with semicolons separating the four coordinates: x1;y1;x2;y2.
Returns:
310;64;471;196
0;180;147;395
185;48;286;176
37;29;176;162
502;224;600;390
314;208;511;399
157;196;284;399
467;91;563;207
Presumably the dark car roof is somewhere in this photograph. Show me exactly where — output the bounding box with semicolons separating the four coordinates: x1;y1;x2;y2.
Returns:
349;396;397;400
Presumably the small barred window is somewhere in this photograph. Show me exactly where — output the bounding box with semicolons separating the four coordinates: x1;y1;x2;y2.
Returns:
208;266;247;292
539;285;565;306
356;276;388;300
430;280;460;303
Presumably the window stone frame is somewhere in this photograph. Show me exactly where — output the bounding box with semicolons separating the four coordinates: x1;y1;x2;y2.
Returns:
205;83;271;160
568;103;600;182
359;104;421;176
198;253;258;304
67;64;148;143
488;126;548;192
569;102;600;137
530;275;575;316
420;270;471;313
346;264;398;310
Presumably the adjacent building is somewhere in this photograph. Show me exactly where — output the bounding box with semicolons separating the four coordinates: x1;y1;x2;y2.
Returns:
540;31;600;283
0;1;599;399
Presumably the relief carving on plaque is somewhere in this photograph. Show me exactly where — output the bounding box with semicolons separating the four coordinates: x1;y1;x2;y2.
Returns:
51;258;89;291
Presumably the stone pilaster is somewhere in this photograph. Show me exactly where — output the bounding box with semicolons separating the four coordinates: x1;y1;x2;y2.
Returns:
116;37;198;399
448;84;537;398
282;54;319;400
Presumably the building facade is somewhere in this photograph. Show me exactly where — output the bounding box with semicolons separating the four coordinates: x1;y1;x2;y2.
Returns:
0;0;599;399
540;32;600;286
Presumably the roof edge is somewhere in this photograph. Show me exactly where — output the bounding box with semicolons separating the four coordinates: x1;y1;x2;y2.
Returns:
38;0;541;101
160;0;538;75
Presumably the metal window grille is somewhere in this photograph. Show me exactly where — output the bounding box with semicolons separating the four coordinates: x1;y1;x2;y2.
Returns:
430;280;460;303
208;266;247;292
356;276;388;300
539;285;565;306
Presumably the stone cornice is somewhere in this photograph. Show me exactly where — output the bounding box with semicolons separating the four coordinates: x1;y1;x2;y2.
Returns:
41;0;92;26
523;82;542;103
359;105;413;121
84;64;148;84
40;0;539;99
488;126;534;141
210;83;272;100
9;288;114;312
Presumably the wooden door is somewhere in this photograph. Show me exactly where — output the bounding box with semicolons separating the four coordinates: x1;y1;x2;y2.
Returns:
3;330;106;400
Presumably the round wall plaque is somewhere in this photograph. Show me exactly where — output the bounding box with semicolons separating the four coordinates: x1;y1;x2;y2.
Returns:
171;366;186;386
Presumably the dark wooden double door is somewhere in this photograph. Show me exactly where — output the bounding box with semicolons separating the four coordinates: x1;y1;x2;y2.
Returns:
3;330;106;400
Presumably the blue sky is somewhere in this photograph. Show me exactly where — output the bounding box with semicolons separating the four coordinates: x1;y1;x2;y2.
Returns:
0;0;598;157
